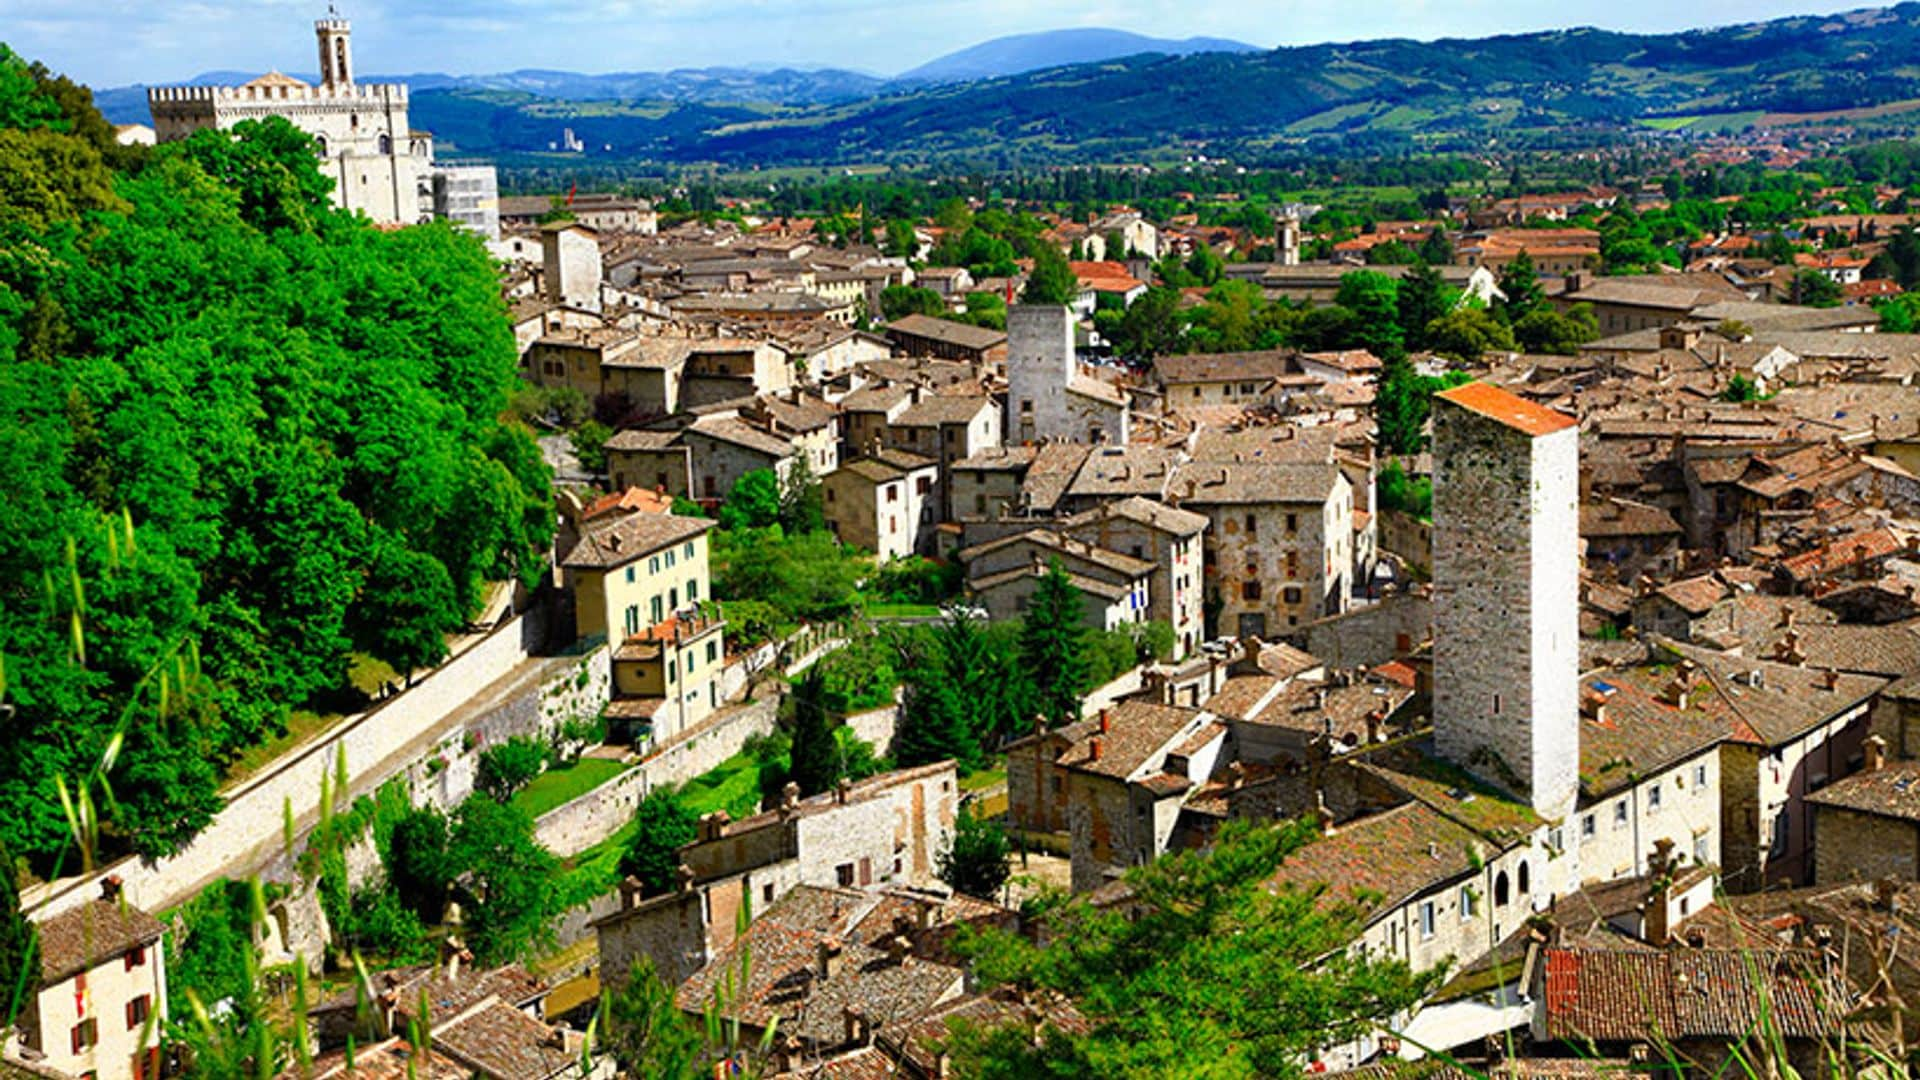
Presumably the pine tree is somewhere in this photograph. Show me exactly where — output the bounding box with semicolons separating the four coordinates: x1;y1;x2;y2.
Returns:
1497;251;1545;321
1395;261;1453;352
896;656;978;770
787;667;843;797
1019;560;1091;729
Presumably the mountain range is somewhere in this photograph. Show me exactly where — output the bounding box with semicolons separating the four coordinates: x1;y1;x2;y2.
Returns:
94;7;1920;165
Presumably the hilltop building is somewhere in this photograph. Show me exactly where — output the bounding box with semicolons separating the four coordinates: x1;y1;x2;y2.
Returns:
147;16;498;237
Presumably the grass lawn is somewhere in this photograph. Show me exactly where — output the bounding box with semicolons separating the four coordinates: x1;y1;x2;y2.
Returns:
960;765;1006;793
677;751;765;819
561;816;639;903
862;601;942;620
510;758;631;819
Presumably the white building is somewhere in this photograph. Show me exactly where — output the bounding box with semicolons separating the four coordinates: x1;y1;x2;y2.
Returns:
148;17;498;237
1005;305;1129;446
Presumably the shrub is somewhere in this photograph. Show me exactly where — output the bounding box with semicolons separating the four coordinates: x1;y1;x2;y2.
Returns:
476;735;546;802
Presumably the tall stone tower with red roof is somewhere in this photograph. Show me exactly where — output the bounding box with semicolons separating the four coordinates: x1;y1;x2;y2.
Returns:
1431;381;1580;819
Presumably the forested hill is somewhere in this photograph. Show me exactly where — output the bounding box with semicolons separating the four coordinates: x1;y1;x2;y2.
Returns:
0;45;551;869
382;3;1920;163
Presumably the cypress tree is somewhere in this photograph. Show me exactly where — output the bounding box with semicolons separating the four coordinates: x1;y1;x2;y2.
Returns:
1020;560;1091;729
787;667;843;797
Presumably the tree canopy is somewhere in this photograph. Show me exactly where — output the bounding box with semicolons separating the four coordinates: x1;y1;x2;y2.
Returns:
0;56;551;866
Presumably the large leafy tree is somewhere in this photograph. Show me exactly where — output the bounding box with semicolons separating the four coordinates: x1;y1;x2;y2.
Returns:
1019;561;1091;729
620;788;699;897
950;820;1439;1078
1496;251;1545;321
937;805;1011;899
0;57;552;866
1332;270;1404;360
1023;244;1080;306
1395;261;1455;352
448;796;562;965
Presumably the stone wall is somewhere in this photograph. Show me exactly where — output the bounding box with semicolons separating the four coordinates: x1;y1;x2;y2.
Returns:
1813;805;1918;884
845;705;900;759
1295;590;1432;669
1377;510;1432;577
534;694;781;856
29;610;547;920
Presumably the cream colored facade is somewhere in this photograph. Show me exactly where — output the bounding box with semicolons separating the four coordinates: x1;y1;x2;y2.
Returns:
580;530;712;644
20;906;167;1080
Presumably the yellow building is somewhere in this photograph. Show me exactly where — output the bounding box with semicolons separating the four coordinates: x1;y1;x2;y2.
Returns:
561;509;728;744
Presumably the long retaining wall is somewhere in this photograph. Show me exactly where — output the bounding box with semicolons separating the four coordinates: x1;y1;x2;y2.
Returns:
27;610;548;919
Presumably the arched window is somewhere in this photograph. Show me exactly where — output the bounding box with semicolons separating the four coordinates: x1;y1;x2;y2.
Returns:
1518;861;1531;895
1494;870;1511;907
378;133;392;156
314;135;328;158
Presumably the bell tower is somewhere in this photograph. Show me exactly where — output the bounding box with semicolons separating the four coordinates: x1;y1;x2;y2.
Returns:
316;13;353;89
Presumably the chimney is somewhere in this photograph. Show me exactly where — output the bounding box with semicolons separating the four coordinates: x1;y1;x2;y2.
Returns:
1099;708;1112;734
699;810;731;841
1821;667;1840;692
843;1004;871;1046
100;874;124;902
1089;736;1104;763
1645;838;1677;947
1865;734;1887;773
1365;708;1384;744
1777;605;1794;629
619;876;646;910
677;863;695;894
1314;789;1336;836
818;938;844;981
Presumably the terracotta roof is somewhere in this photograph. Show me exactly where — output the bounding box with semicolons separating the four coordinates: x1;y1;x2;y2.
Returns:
559;511;712;570
38;898;165;984
1265;803;1482;921
884;314;1006;352
1780;526;1907;582
1435;381;1578;437
767;1046;898;1080
1577;665;1731;800
1666;640;1888;747
1300;349;1384;373
1056;700;1214;781
436;998;580;1080
582;486;675;519
1808;761;1920;822
1067;372;1129;408
1540;948;1837;1043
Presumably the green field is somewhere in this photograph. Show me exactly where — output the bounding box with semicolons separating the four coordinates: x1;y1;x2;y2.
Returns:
677;751;766;819
511;758;631;819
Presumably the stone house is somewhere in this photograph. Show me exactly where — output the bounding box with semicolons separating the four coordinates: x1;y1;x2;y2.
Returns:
1668;643;1888;892
679;339;794;406
1057;497;1209;658
1808;737;1920;884
1175;460;1354;638
604;429;691;497
823;450;940;561
883;314;1008;368
523;327;642;399
19;885;167;1080
595;763;959;990
1580;497;1683;583
1047;702;1228;891
959;529;1153;631
883;392;1002;522
1152;350;1296;409
746;392;841;480
558;510;714;646
676;412;805;500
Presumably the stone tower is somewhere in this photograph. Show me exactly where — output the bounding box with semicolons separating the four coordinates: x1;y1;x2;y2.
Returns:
1431;382;1579;819
316;17;354;88
1277;216;1301;266
1006;304;1074;444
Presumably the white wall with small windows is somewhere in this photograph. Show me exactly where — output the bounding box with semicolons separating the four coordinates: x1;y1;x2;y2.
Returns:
1567;747;1721;888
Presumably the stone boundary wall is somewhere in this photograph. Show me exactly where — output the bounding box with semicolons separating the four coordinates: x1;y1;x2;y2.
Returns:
845;704;900;759
1378;509;1433;577
28;610;546;919
533;695;781;856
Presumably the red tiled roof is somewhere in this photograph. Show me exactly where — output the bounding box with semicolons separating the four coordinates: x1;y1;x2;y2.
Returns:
1435;381;1579;437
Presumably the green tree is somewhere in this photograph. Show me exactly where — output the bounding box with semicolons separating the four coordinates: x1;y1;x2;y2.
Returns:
1418;229;1454;266
449;796;562;965
786;666;845;797
950;820;1439;1078
352;541;456;677
1184;243;1225;286
1333;270;1404;359
1496;252;1545;320
476;735;546;803
710;527;863;625
1375;356;1471;455
883;219;919;260
384;805;455;924
1876;292;1920;332
1425;306;1516;362
777;457;825;536
620;789;699;897
937;805;1012;899
1511;305;1599;355
1023;245;1080;306
603;958;707;1080
956;290;1008;330
1720;373;1764;403
176;116;334;234
896;653;979;771
1395;262;1455;352
571;420;613;475
1019;560;1090;729
1107;285;1184;359
880;284;945;321
1793;269;1843;308
718;469;782;530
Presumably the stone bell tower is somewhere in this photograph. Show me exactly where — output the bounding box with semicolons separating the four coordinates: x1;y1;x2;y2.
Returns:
316;14;354;89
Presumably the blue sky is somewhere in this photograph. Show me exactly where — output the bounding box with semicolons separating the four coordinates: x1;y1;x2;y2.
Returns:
0;0;1879;87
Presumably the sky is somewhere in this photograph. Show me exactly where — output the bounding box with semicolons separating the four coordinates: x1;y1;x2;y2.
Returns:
0;0;1882;88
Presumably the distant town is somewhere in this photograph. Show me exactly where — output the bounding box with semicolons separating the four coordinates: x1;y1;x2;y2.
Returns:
14;7;1920;1080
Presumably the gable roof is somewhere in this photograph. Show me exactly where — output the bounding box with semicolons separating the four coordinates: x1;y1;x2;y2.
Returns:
560;512;712;570
37;898;166;984
1540;948;1837;1043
